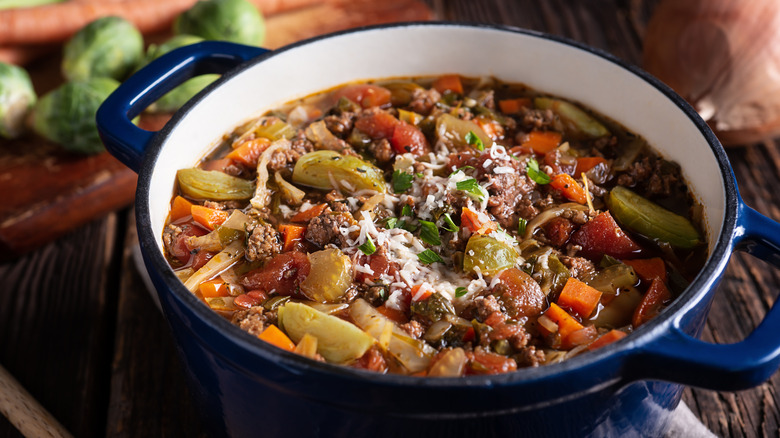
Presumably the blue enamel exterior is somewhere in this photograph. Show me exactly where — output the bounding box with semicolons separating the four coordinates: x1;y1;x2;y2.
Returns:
97;23;780;437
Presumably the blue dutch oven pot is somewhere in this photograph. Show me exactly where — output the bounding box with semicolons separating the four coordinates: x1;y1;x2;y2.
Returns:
97;23;780;437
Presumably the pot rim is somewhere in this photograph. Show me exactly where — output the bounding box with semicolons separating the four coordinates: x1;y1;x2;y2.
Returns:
134;21;738;389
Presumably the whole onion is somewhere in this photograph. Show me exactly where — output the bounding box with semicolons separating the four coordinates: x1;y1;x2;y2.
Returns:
643;0;780;145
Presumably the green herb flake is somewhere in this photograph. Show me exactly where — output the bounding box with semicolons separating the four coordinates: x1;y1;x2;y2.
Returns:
384;217;398;229
399;221;418;232
465;130;485;151
419;220;442;246
455;287;468;298
416;173;424;178
418;249;444;265
358;235;377;255
526;158;551;185
517;218;527;235
392;170;414;193
401;204;413;218
456;178;487;201
442;213;459;233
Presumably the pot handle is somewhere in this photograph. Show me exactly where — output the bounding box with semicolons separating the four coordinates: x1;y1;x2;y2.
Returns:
97;41;269;172
633;201;780;390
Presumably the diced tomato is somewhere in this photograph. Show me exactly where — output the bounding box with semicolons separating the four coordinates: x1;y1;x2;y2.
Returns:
544;216;575;247
190;250;215;271
467;348;517;375
168;222;207;265
332;84;392;108
571;211;642;261
376;304;409;325
234;290;268;309
354;111;399;139
241;251;311;297
495;268;546;319
632;278;673;327
622;257;667;283
390;121;429;156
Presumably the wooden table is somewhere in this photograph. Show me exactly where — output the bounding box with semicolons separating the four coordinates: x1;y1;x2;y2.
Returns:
1;1;779;436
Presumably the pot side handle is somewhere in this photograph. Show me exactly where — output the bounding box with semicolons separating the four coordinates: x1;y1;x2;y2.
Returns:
633;202;780;390
96;41;269;172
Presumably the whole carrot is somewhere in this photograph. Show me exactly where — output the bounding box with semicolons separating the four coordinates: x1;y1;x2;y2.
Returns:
0;0;326;46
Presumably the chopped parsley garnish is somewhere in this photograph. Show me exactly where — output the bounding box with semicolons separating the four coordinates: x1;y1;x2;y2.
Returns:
417;249;444;264
416;173;424;178
449;165;475;177
392;170;414;193
526;158;551;185
399;220;418;232
419;220;442;246
455;287;468;298
518;218;527;235
384;217;398;229
456;178;487;201
465;130;485;151
442;213;459;233
358;235;377;255
401;204;413;218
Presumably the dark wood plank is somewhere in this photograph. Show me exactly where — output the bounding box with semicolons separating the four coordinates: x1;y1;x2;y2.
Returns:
0;214;123;438
104;213;207;438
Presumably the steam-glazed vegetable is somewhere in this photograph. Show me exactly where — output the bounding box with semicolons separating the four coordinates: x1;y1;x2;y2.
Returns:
62;16;143;82
174;0;266;46
141;34;218;113
33;77;119;154
278;302;374;363
0;62;36;139
162;74;708;377
292;150;387;193
606;185;702;248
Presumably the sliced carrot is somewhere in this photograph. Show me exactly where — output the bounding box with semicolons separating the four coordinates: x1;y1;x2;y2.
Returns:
170;195;194;222
575;156;607;176
376;305;409;325
226;138;271;167
622;257;667;283
199;279;230;299
588;329;628;351
521;130;562;154
190;205;229;231
475;117;502;140
290;203;328;223
432;74;463;95
278;224;307;251
410;284;434;302
498;98;531;115
257;324;296;352
460;207;498;235
550;173;588;204
632;278;673;327
543;302;584;342
557;277;603;318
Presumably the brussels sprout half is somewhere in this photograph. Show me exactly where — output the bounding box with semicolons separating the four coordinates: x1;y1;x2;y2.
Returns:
174;0;266;46
0;62;36;139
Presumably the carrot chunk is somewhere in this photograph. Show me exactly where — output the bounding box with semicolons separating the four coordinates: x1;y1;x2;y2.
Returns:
498;98;531;115
190;205;229;231
550;173;588;204
432;74;463;94
170;195;194;222
199;279;229;299
278;224;306;251
575;156;607;175
542;303;584;342
460;207;498;235
258;324;296;352
226;138;271;167
290;203;328;223
588;329;628;351
557;277;603;318
521;130;562;154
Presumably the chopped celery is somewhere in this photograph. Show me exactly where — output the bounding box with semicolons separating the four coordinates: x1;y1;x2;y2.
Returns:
534;97;610;139
606;186;702;248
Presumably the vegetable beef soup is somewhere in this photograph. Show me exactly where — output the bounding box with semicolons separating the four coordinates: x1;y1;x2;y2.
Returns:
162;75;707;376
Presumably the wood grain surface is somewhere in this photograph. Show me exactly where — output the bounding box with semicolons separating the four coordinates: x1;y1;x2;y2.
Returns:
1;0;779;437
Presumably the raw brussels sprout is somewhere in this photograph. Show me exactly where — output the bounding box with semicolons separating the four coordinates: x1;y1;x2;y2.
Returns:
0;62;36;139
33;78;120;154
142;35;219;113
174;0;266;46
292;150;387;193
62;16;144;82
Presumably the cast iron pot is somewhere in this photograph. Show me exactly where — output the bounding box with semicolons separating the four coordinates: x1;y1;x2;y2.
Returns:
97;23;780;437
